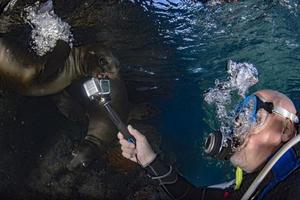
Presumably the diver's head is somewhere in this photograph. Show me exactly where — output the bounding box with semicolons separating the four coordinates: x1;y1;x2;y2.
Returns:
204;89;299;172
83;45;120;79
230;90;298;172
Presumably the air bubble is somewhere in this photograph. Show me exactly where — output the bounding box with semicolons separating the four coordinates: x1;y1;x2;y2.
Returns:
23;0;73;56
204;60;258;136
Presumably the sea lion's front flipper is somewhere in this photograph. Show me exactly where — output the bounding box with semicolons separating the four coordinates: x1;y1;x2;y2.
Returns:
38;40;71;82
67;136;108;171
52;90;87;122
67;101;120;170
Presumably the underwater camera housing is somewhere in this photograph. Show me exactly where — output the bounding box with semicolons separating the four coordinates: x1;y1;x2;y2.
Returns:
83;77;110;100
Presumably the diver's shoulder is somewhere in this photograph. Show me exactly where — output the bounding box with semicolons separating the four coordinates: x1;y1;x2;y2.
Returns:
264;167;300;200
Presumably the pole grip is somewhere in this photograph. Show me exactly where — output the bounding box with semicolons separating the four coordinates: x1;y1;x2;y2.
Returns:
103;102;136;144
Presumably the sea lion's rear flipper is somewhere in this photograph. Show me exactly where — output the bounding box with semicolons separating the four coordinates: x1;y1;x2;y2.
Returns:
52;90;87;122
38;40;71;82
128;103;160;122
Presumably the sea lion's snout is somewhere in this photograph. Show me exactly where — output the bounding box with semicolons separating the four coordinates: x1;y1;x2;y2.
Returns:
93;54;119;79
97;55;119;78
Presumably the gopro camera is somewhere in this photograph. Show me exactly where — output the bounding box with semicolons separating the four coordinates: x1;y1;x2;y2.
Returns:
83;78;110;100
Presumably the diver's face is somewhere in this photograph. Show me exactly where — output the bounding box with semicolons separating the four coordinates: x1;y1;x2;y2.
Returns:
230;109;283;172
85;48;120;79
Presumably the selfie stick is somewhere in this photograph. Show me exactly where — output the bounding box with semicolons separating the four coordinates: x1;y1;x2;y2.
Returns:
83;78;136;144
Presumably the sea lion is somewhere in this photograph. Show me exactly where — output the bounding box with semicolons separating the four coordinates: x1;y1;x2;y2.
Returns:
0;35;129;170
0;36;119;96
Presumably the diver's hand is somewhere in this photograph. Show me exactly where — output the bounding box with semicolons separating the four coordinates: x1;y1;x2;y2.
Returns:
118;125;157;167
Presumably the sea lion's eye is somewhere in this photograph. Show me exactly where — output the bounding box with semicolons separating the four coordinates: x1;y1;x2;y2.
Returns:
98;58;107;66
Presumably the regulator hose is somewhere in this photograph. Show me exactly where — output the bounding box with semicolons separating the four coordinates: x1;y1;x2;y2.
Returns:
242;134;300;200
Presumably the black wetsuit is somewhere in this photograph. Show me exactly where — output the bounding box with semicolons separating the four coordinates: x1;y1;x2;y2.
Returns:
145;155;300;200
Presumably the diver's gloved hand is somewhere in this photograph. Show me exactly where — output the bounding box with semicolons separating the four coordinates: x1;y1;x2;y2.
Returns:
118;125;157;167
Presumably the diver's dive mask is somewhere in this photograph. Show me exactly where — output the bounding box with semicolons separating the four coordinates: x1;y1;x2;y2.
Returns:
204;94;299;160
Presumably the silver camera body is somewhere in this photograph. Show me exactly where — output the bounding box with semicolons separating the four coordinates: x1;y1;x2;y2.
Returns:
83;78;110;100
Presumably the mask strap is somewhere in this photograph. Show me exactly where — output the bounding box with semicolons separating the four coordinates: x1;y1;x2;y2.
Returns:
272;106;299;124
255;96;273;113
257;95;299;124
295;112;300;134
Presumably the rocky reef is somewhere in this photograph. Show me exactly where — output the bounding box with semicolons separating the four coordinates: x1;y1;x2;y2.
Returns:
0;89;170;199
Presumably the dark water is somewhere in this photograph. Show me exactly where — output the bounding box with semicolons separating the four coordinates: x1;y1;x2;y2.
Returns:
1;0;300;196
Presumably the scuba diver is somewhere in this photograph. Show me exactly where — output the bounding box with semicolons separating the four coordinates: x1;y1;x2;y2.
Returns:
118;89;300;199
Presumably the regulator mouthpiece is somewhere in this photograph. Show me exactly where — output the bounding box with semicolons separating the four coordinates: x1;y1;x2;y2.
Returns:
204;131;234;160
